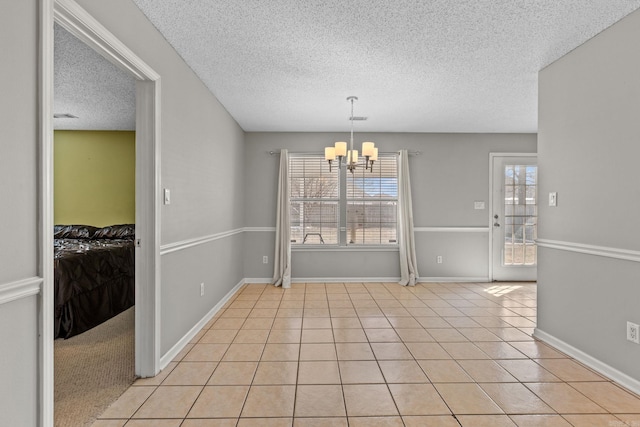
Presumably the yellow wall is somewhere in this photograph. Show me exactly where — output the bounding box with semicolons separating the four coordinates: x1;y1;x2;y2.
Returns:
54;130;135;227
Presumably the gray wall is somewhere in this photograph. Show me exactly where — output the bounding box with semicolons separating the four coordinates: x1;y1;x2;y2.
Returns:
537;8;640;381
0;1;246;424
0;0;40;425
244;132;536;281
161;235;244;354
0;2;38;282
75;0;246;357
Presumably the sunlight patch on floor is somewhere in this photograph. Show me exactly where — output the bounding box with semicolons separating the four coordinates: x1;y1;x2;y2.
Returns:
484;285;521;296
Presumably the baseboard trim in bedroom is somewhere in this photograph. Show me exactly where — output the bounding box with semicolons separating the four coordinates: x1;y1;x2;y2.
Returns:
159;279;245;370
533;328;640;396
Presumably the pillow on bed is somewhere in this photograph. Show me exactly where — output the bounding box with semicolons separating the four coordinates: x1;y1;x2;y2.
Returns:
92;224;136;240
53;224;100;239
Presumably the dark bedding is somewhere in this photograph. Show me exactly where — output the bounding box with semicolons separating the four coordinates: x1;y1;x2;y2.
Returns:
54;225;135;339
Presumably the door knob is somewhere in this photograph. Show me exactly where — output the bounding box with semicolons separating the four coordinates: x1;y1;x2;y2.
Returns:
494;214;499;219
493;222;500;227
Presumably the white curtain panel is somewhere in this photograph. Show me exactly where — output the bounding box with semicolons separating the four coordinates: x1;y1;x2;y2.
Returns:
398;149;419;286
272;149;292;288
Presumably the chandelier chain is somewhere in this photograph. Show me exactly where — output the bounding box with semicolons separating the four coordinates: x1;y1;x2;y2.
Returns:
349;97;355;164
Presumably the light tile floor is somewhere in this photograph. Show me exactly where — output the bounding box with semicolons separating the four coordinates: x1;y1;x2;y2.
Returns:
93;282;640;427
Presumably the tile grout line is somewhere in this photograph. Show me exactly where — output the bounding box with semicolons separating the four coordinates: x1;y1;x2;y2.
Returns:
92;282;640;426
233;284;272;422
184;282;255;426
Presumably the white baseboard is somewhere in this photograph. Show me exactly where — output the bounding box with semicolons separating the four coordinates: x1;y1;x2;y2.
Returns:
243;278;273;284
292;277;401;283
244;277;402;284
245;277;490;284
159;279;245;369
420;277;489;283
533;328;640;396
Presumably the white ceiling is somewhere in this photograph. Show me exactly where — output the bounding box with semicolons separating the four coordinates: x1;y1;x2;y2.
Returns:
54;23;136;131
55;1;640;133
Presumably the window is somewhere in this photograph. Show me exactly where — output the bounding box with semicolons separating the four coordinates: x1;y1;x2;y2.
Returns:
289;155;339;244
289;153;398;246
503;164;537;265
346;156;398;244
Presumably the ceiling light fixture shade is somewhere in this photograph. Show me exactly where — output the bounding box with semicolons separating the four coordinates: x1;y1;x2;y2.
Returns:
362;142;375;157
325;96;376;173
324;146;336;161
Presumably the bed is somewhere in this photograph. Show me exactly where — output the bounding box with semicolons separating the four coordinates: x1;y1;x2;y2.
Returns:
54;224;135;339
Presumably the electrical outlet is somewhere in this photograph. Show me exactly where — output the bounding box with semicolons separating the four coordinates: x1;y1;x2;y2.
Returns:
200;282;205;297
627;321;639;344
263;256;268;264
436;255;443;264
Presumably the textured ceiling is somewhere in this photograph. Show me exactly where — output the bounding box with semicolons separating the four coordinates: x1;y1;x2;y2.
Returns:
54;23;136;130
55;1;640;133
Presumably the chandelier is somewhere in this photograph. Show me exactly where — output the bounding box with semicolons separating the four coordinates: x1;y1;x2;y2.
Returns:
324;96;378;173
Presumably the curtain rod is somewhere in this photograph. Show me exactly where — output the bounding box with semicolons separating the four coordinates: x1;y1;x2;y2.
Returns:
268;150;422;156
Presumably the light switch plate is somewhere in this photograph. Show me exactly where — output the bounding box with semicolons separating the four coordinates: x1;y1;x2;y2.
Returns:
164;188;171;205
474;201;485;210
549;192;557;207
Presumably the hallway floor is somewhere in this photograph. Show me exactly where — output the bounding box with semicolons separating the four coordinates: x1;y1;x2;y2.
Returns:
92;282;640;426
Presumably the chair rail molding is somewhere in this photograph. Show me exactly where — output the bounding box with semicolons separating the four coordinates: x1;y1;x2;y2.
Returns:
160;228;245;255
244;227;276;232
537;239;640;263
0;277;43;306
414;227;489;233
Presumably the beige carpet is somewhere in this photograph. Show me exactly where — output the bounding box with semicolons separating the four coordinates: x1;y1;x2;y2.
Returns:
54;307;136;427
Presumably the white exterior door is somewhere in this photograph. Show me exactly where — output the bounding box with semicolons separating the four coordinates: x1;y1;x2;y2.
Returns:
490;154;538;281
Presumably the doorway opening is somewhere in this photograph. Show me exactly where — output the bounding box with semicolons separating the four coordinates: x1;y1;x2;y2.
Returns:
53;20;138;426
41;0;161;424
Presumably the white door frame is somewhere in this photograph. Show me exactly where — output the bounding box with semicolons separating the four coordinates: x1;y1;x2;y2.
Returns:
40;0;161;424
488;153;537;281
